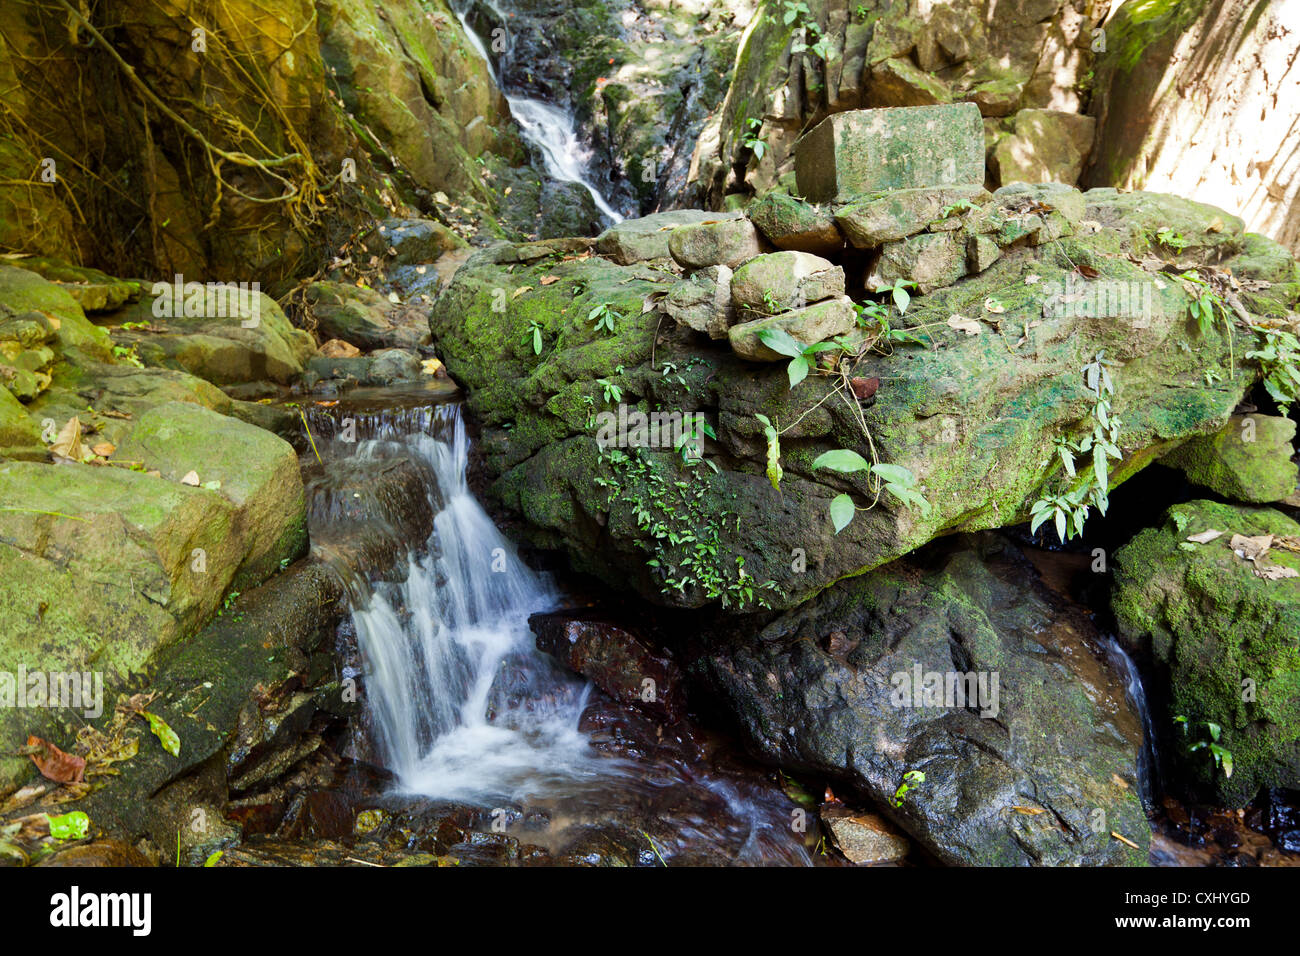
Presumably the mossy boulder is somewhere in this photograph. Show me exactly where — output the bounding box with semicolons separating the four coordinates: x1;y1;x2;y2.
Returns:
116;401;307;588
1113;500;1300;804
1162;414;1298;503
0;402;307;791
699;534;1150;866
304;281;427;351
429;189;1273;613
106;290;314;386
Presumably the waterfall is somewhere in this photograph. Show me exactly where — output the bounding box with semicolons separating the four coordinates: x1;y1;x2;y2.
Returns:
1103;635;1161;810
309;400;810;864
451;0;625;224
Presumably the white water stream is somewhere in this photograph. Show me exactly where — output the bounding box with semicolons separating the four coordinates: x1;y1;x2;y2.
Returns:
452;0;625;224
325;401;810;864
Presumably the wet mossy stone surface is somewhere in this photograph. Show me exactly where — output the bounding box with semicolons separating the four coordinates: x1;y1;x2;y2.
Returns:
1113;500;1300;805
1162;414;1298;504
429;192;1263;613
698;534;1150;866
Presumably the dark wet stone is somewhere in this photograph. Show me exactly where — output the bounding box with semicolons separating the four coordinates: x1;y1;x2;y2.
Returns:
531;610;686;723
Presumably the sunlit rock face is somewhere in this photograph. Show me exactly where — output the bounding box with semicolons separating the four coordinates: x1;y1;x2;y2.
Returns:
1085;0;1300;255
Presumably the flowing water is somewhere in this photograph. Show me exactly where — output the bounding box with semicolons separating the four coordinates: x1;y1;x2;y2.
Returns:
452;0;625;224
1103;635;1162;810
306;396;811;865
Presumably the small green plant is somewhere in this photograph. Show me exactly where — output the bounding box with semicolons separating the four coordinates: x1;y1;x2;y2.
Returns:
742;117;767;161
523;320;544;355
782;0;811;25
891;770;925;808
939;199;976;219
588;302;620;334
875;278;917;315
1245;323;1300;415
1175;716;1234;779
1029;352;1122;542
813;449;931;531
854;300;929;348
1155;226;1189;252
112;344;143;367
756;326;844;388
119;320;151;331
596;377;622;404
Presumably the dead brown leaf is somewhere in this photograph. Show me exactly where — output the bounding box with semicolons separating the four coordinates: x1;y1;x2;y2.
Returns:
26;735;85;784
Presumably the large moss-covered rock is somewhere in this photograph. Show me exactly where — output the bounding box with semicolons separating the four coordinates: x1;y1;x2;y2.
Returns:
1113;500;1300;804
1162;414;1298;504
699;535;1150;866
0;401;307;791
106;290;315;386
429;189;1282;613
116;402;307;587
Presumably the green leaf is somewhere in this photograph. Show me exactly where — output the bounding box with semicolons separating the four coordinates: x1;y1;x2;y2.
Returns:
144;710;181;757
204;850;224;867
829;494;855;533
812;449;871;473
871;463;916;486
892;284;911;315
757;327;805;358
46;811;89;841
787;355;809;388
1054;508;1067;542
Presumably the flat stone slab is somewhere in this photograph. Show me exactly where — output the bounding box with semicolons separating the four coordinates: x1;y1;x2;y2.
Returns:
795;104;984;202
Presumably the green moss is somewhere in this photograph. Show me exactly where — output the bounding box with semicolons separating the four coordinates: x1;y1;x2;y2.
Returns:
1114;499;1300;803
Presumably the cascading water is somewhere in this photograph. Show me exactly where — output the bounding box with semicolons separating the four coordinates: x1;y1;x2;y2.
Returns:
347;406;610;802
1103;635;1161;810
451;0;625;224
308;398;811;865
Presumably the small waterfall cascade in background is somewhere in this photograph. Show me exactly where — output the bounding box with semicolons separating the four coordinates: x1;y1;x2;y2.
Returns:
304;398;811;865
1103;635;1161;809
451;0;625;224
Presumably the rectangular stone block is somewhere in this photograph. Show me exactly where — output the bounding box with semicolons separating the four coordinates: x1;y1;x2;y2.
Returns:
795;104;985;202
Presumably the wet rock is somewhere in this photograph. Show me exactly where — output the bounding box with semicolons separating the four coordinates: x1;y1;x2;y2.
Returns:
595;210;726;265
663;265;735;340
730;252;845;319
363;218;464;267
668;217;763;270
306;453;437;578
728;296;857;361
699;535;1150;866
994;109;1097;186
746;193;843;255
1162;414;1298;504
821;806;910;864
35;839;152;867
835;185;991;248
1113;499;1300;805
795;105;985;202
304;281;428;352
530;610;685;724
